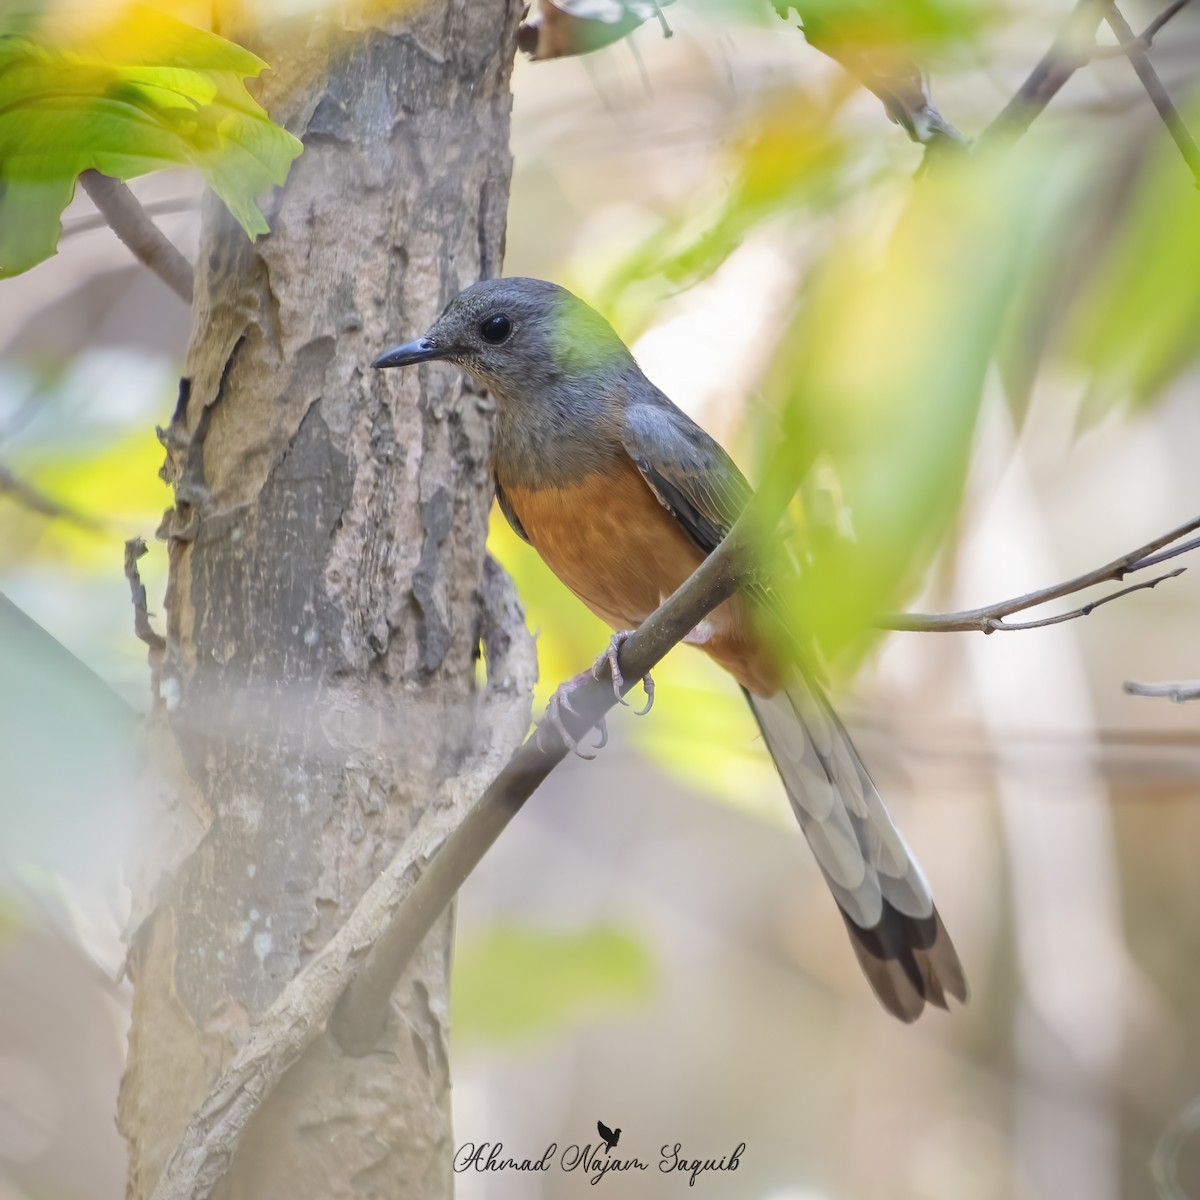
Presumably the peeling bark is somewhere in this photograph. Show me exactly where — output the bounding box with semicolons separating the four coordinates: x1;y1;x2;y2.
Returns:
120;3;525;1196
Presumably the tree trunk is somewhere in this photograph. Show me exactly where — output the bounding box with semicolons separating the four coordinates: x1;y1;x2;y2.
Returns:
118;3;524;1196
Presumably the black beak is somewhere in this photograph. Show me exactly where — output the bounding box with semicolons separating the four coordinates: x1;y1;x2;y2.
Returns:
371;337;441;369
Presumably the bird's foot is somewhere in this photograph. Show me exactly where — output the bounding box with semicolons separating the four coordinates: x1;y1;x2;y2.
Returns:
538;672;609;759
593;630;654;716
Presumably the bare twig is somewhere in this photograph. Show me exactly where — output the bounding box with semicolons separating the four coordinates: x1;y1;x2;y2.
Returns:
1104;3;1200;185
1128;532;1200;573
78;171;195;302
1061;0;1193;58
884;514;1200;633
979;0;1113;143
60;195;200;241
124;537;167;654
977;0;1198;147
1141;0;1193;44
1124;679;1200;702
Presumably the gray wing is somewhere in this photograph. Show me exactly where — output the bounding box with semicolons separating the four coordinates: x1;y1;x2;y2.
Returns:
620;400;802;650
620;401;749;555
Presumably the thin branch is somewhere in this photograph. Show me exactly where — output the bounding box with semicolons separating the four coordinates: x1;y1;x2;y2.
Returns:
124;537;167;654
1066;0;1194;57
1104;2;1200;186
1124;679;1200;702
884;513;1200;633
60;195;199;241
1130;532;1200;572
78;171;194;302
125;536;167;705
1141;0;1193;44
979;0;1112;143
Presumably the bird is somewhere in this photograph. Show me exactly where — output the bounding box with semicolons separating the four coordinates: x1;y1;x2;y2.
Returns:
373;277;967;1022
597;1120;621;1153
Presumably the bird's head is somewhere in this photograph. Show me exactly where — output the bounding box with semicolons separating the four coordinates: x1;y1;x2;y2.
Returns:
371;277;633;408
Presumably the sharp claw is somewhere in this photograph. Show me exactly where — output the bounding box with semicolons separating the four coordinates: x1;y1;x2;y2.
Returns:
542;630;656;758
593;645;627;704
593;631;635;705
633;673;654;716
542;690;599;760
590;630;656;715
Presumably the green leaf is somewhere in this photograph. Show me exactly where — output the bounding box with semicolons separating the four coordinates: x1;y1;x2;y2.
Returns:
1070;100;1200;415
0;4;302;278
763;140;1093;670
770;0;999;47
587;87;852;338
453;923;655;1047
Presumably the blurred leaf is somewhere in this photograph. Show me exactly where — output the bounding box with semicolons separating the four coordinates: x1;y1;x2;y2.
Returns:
771;0;998;47
0;594;143;886
0;3;301;278
589;86;852;337
764;141;1092;670
453;922;655;1046
1070;101;1200;416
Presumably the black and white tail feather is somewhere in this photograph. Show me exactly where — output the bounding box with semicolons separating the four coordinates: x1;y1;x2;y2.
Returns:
620;389;966;1020
746;674;967;1021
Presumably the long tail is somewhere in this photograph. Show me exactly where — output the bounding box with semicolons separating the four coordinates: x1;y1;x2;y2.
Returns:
745;676;967;1022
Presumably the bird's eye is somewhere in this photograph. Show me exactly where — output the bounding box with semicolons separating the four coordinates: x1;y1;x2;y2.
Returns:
480;314;512;344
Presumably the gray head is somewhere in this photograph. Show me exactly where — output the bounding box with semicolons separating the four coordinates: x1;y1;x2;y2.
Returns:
372;277;635;406
373;278;643;487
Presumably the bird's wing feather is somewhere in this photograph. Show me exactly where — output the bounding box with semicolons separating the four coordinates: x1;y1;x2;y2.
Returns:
621;401;748;555
620;400;800;645
597;1120;614;1141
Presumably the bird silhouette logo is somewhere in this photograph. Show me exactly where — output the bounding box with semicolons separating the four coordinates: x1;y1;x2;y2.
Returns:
597;1120;621;1154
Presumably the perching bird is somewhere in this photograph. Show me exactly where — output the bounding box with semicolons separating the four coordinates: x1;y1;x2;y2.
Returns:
373;277;967;1022
597;1120;621;1153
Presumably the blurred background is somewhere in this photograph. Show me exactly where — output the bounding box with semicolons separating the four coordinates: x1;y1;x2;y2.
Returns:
3;1;1200;1197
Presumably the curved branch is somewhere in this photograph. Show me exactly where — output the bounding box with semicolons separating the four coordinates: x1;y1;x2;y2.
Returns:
884;514;1200;633
1124;679;1200;702
978;0;1112;143
78;171;194;302
1104;2;1200;187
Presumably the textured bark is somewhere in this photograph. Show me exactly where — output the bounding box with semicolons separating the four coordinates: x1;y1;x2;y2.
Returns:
119;3;524;1197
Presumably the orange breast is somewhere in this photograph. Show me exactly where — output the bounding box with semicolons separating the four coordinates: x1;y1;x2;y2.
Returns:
503;457;783;696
